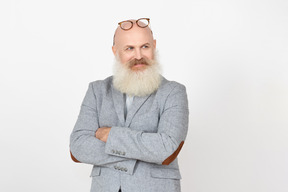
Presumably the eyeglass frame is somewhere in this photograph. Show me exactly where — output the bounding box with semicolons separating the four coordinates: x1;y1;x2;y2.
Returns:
118;18;150;31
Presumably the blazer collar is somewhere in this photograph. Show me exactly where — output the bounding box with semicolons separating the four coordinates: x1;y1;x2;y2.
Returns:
125;94;151;127
111;84;152;127
111;86;125;126
110;75;166;127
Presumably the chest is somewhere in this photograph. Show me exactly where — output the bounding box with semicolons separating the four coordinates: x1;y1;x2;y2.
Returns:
98;96;161;133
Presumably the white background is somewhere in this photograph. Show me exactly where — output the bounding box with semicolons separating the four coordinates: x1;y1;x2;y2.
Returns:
1;0;288;191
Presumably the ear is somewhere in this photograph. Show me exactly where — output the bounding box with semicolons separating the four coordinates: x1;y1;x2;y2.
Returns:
112;46;117;56
153;39;156;48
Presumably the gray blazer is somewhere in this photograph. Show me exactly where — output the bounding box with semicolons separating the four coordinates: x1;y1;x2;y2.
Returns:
70;76;189;192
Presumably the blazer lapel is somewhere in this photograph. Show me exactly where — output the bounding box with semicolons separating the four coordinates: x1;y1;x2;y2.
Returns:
111;86;125;126
125;94;151;127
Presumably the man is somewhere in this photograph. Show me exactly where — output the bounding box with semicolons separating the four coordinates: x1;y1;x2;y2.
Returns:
70;18;189;192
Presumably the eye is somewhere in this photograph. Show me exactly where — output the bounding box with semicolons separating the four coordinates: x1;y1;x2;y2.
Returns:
126;46;134;51
142;45;149;49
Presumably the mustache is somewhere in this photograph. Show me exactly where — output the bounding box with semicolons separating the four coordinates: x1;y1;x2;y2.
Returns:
128;58;152;67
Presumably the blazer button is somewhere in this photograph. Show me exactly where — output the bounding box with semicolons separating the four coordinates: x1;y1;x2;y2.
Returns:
122;152;126;156
112;150;115;154
124;168;128;172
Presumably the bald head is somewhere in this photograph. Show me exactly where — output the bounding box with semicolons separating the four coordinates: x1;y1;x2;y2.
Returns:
112;20;156;70
113;19;154;46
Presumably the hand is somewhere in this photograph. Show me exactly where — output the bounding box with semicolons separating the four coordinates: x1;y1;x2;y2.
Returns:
95;127;111;142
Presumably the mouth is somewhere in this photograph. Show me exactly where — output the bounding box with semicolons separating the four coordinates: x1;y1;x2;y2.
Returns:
131;63;148;71
128;59;149;70
133;63;148;66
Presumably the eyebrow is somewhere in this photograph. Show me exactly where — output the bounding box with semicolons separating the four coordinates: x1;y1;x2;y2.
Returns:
142;43;151;46
124;43;151;48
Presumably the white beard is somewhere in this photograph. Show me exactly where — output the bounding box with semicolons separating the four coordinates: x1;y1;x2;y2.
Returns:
113;55;162;97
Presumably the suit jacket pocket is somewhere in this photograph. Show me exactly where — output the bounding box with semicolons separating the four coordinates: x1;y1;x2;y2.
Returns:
90;166;101;177
150;168;182;180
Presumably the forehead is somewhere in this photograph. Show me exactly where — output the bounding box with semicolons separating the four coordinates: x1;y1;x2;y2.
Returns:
122;32;152;45
114;26;154;46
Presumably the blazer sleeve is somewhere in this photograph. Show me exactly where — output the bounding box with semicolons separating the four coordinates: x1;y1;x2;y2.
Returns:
105;83;189;165
70;83;136;172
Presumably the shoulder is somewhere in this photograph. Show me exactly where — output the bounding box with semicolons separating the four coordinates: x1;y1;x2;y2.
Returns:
88;76;113;93
156;76;189;111
89;76;113;88
158;76;187;95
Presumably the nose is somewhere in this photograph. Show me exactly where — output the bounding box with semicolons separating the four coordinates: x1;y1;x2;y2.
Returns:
134;48;143;60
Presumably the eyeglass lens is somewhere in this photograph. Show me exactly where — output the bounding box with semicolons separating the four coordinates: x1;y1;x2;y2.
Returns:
120;18;149;30
120;21;133;30
137;18;149;28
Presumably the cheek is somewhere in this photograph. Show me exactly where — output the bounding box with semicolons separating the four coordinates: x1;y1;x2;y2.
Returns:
119;53;133;63
144;50;154;60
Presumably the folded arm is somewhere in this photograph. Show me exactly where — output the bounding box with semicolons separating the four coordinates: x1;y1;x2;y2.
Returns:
69;83;135;169
104;84;189;165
